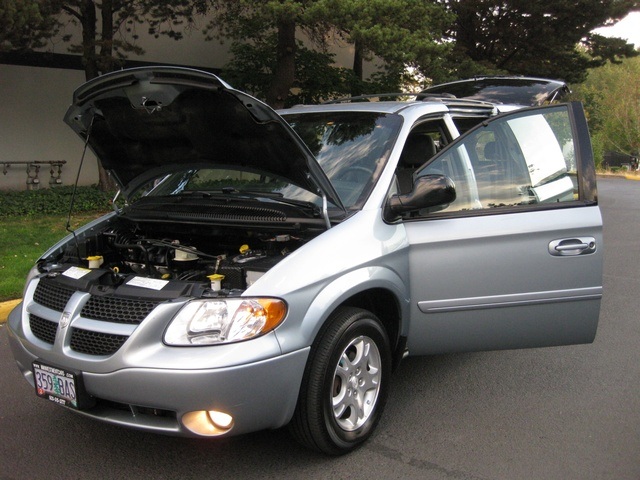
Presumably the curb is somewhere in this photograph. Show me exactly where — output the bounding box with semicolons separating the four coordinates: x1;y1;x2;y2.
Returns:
0;299;21;324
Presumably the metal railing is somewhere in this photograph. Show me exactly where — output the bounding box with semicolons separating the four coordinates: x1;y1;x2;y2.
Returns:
1;160;66;189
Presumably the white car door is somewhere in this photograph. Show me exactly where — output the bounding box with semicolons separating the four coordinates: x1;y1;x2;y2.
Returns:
403;102;602;354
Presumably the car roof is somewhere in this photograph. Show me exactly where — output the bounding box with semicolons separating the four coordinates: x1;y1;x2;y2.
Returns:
280;96;496;117
281;75;568;116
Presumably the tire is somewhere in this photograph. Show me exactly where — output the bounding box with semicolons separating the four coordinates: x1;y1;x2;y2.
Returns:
290;307;392;455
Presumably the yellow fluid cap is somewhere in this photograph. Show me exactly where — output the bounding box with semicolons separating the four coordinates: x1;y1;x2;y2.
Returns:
239;244;250;254
87;255;104;268
207;274;225;281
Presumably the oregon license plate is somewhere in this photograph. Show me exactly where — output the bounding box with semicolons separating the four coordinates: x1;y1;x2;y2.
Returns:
33;361;79;409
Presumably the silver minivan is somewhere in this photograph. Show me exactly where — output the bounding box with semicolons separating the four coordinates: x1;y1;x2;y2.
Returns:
7;67;602;454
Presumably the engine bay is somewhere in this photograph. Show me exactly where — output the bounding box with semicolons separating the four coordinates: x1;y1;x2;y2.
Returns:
40;215;312;295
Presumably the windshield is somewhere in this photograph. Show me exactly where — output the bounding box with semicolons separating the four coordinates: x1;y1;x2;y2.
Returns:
149;168;291;197
145;111;402;211
284;111;402;207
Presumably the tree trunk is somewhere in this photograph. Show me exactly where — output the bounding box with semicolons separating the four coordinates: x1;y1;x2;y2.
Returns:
352;39;364;96
99;0;114;72
451;3;481;62
79;0;98;81
266;19;296;109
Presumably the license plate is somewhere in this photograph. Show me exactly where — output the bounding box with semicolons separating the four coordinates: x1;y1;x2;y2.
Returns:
33;361;79;409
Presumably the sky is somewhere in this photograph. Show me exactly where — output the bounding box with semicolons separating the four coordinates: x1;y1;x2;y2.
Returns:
593;12;640;47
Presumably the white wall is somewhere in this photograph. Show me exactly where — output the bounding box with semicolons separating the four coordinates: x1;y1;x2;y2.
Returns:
0;65;98;190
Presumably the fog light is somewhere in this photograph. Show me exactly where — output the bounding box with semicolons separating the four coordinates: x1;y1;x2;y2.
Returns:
208;410;233;429
182;410;235;436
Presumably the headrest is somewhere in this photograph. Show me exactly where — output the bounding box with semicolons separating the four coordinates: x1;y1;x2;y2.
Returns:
400;134;437;168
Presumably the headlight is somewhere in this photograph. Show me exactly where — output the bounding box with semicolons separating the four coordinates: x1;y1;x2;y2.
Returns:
164;298;287;346
23;265;41;298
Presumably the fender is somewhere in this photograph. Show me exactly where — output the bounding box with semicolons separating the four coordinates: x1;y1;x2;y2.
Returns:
274;265;410;354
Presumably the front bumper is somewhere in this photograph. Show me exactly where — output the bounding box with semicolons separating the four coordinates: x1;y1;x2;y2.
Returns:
7;303;309;437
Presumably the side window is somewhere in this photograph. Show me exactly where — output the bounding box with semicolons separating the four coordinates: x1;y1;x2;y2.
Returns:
396;121;448;194
417;106;578;214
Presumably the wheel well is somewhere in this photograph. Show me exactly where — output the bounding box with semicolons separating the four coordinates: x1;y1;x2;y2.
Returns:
340;288;405;369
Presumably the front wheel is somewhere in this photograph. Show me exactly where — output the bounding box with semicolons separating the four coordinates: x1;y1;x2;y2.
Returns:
290;307;392;455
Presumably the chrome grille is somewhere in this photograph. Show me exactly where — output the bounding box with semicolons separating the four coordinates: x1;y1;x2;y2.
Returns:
70;328;129;356
80;296;159;324
33;280;75;312
29;314;57;344
31;280;162;356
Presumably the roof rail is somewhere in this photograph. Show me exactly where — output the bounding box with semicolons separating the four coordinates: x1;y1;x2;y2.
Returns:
322;92;457;104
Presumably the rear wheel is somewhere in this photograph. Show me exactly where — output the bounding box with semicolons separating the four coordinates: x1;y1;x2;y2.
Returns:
290;307;391;455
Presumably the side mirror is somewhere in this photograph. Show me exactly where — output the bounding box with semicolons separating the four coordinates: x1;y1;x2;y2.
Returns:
384;174;456;221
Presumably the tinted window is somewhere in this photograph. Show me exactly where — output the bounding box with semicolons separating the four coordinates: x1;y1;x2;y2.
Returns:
418;105;577;214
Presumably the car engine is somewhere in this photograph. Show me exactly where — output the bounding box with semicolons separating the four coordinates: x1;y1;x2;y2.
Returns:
40;215;309;295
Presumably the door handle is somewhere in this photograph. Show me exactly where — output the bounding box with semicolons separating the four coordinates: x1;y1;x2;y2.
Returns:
548;237;596;256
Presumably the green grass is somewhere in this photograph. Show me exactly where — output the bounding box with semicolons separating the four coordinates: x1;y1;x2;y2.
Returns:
0;213;105;301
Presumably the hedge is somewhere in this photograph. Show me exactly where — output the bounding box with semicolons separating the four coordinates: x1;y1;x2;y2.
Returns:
0;186;114;217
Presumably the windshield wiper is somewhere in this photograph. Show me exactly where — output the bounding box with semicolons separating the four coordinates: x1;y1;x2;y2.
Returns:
243;190;338;228
169;187;320;213
176;190;214;198
230;189;323;213
173;188;339;223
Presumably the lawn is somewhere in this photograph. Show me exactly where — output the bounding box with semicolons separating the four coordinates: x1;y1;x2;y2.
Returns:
0;213;104;301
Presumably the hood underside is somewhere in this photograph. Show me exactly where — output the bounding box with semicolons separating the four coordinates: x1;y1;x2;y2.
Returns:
64;67;342;207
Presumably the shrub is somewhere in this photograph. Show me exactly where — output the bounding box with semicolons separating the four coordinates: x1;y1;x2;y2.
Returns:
0;186;114;217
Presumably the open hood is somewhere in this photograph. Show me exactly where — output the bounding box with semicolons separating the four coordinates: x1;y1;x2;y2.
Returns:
64;67;343;209
422;76;570;106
